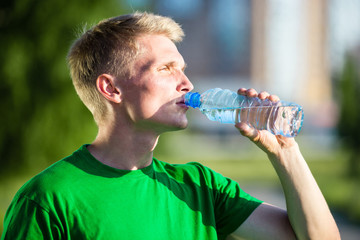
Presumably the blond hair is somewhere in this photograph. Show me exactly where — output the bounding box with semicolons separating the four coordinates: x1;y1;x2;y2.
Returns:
67;12;184;123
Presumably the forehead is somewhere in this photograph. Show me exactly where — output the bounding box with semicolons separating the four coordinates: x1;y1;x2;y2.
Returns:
135;34;185;66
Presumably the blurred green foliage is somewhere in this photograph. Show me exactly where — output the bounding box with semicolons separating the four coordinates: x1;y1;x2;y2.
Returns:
0;0;145;174
336;53;360;178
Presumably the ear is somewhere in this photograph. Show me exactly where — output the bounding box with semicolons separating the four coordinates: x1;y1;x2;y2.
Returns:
96;74;122;103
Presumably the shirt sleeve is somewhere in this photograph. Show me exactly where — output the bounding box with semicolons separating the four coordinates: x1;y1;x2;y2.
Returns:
1;196;63;240
189;162;263;240
213;175;263;239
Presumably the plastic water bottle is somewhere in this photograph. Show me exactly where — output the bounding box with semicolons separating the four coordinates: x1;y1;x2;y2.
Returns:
184;88;304;137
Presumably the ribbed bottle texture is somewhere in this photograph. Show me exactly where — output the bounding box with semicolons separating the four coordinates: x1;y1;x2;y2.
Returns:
184;88;304;137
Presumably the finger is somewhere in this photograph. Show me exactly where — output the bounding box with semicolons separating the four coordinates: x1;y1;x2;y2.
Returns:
268;94;280;102
237;88;247;95
235;122;260;141
246;88;258;98
258;91;270;100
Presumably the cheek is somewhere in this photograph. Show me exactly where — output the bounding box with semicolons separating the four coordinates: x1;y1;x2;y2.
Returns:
139;97;161;117
122;76;174;120
125;94;163;121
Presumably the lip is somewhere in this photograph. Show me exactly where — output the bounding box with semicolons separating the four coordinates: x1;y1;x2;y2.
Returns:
176;97;188;108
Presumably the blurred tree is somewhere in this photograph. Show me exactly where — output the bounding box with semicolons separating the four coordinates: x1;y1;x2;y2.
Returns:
336;53;360;178
0;0;136;174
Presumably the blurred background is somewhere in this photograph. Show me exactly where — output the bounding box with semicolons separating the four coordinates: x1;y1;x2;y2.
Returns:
1;0;360;238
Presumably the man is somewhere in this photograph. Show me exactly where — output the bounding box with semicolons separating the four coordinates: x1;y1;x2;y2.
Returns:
2;12;340;239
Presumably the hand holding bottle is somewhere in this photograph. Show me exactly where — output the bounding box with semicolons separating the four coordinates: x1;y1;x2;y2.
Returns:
235;88;298;156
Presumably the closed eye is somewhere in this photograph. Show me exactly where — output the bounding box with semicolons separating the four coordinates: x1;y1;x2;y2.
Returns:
158;61;187;73
158;65;171;71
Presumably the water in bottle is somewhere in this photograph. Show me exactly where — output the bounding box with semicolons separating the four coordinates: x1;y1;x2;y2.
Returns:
184;88;304;137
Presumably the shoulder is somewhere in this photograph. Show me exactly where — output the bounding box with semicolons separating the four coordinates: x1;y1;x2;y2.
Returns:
152;159;228;187
154;158;214;174
14;147;86;205
153;159;206;174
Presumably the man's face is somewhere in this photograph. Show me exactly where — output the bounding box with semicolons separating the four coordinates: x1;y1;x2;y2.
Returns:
119;34;194;133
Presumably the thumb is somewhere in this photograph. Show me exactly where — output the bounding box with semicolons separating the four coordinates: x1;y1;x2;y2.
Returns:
235;122;260;142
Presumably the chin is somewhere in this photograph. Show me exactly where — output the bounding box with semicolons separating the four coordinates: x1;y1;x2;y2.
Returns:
137;118;188;134
162;119;189;133
173;123;188;131
164;121;188;132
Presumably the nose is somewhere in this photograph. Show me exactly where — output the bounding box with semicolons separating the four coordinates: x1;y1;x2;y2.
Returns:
177;73;194;93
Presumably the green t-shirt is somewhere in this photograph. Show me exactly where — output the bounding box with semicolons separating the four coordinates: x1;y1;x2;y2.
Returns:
2;144;262;240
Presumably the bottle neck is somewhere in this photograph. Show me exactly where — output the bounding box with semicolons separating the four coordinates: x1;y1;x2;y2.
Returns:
184;92;201;108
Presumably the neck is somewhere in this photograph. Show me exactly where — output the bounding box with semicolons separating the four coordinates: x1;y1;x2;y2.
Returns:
88;120;160;170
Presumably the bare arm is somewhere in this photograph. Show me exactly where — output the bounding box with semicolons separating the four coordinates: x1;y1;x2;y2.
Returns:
228;88;340;240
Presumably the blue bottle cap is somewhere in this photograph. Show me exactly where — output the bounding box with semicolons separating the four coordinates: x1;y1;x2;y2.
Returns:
184;92;201;108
